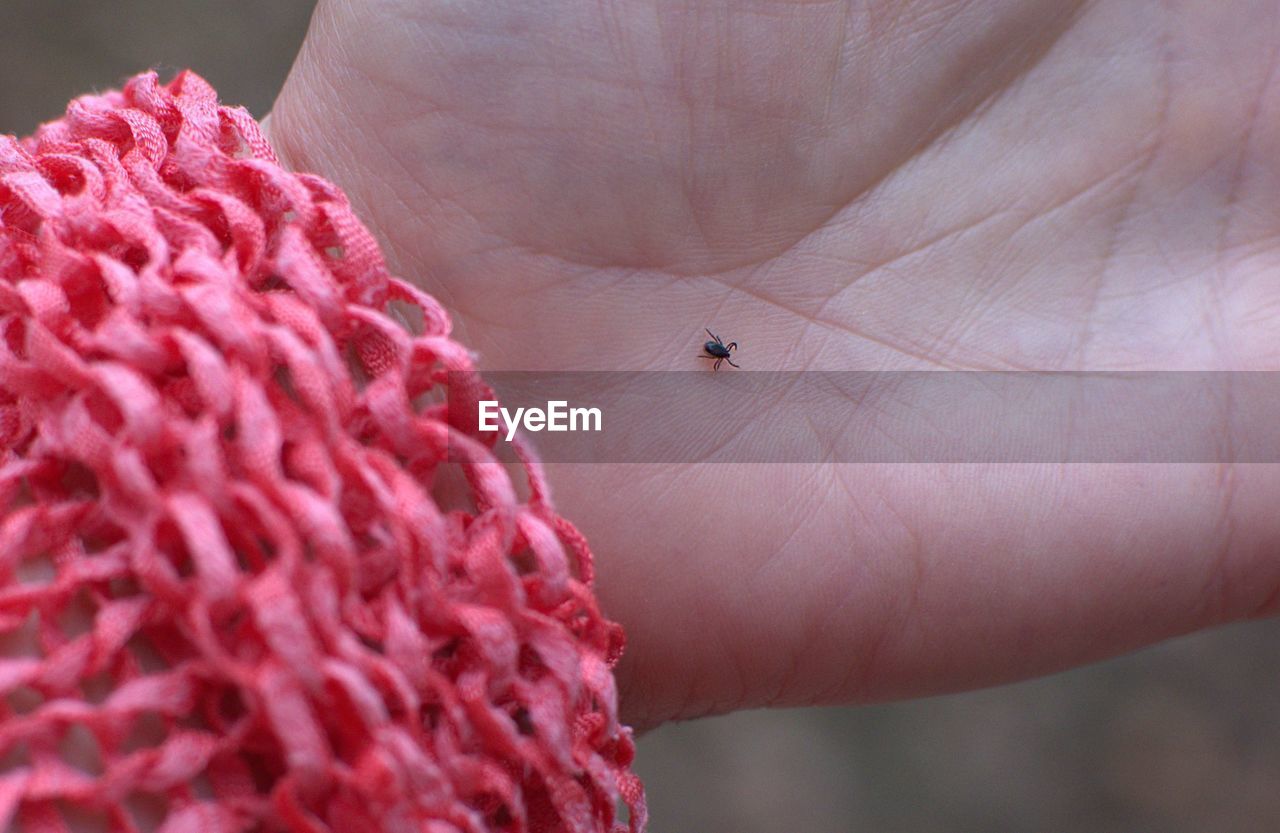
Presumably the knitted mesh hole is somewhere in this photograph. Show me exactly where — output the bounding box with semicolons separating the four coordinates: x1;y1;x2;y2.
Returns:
121;633;170;676
257;273;288;293
122;792;169;833
57;461;99;501
153;518;196;581
53;587;96;639
81;519;125;555
60;723;104;777
14;553;54;587
105;576;141;601
429;461;485;516
272;365;300;404
55;801;113;833
0;740;31;775
5;686;40;716
120;711;167;754
79;672;115;706
119;246;149;273
509;549;537;577
81;389;122;435
0;608;38;659
65;279;110;332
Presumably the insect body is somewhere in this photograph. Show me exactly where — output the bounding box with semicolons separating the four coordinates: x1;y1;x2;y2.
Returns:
700;328;740;370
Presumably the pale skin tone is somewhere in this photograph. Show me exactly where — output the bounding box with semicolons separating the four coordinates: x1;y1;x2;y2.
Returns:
258;0;1280;736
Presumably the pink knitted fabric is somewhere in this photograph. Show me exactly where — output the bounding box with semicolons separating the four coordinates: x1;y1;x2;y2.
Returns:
0;71;646;833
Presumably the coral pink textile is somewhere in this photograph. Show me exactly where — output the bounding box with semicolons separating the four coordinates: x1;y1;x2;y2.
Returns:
0;71;646;833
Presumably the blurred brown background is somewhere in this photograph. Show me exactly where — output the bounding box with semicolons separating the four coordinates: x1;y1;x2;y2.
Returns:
5;3;1280;830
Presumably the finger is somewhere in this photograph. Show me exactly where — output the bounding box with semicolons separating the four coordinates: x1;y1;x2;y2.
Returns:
564;462;1280;731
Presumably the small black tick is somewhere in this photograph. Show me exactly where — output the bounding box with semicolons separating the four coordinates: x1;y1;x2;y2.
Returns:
700;328;740;370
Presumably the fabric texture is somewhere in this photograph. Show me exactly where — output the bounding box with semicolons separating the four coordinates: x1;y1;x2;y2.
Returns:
0;70;646;833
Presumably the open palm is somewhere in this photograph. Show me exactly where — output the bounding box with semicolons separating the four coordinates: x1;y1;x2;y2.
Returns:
267;0;1280;731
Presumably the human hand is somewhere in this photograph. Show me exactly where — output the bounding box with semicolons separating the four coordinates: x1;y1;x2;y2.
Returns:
266;0;1280;731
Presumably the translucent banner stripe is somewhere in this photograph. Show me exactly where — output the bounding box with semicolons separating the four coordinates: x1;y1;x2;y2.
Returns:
447;371;1280;464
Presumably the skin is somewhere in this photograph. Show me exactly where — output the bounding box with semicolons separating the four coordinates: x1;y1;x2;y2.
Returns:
263;0;1280;733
